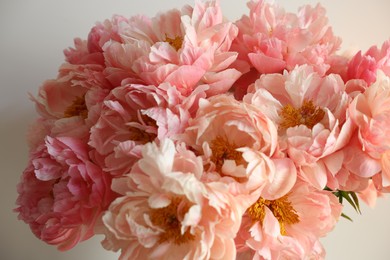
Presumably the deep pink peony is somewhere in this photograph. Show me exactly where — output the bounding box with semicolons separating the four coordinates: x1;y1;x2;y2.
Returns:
15;136;116;251
100;139;244;260
236;181;342;260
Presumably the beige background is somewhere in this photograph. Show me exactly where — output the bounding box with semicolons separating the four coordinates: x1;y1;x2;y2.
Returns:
1;0;389;259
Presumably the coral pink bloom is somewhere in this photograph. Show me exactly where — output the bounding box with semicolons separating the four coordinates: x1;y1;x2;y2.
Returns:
347;39;390;85
181;94;296;199
103;0;241;96
32;64;109;142
100;139;243;260
89;83;205;176
245;65;353;189
15;137;115;251
236;181;342;260
348;71;390;190
232;0;341;97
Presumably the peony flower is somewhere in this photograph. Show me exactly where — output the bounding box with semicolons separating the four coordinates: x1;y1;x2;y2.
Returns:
15;136;116;251
102;0;241;96
232;0;341;97
244;65;353;189
100;139;244;260
181;94;296;199
89;82;206;176
347;71;390;191
31;62;110;142
347;39;390;85
236;181;342;260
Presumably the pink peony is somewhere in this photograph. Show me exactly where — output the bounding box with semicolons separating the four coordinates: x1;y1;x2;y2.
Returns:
89;82;206;176
347;71;390;190
245;65;353;189
15;136;116;251
100;139;244;260
181;94;296;199
32;62;110;142
347;39;390;85
236;181;342;259
232;0;341;97
103;0;241;96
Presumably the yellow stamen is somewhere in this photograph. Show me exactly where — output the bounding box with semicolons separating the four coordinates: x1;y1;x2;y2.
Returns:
64;95;88;119
210;136;244;172
247;195;299;235
149;197;195;245
279;100;325;130
165;35;183;51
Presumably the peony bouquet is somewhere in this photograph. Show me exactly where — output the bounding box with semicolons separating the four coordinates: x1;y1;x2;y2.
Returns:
14;0;390;259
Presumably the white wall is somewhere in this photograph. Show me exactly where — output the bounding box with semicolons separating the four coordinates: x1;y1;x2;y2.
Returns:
1;1;389;259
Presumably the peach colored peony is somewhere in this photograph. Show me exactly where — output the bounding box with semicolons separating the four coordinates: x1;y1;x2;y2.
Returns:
181;94;296;199
15;137;116;251
245;65;353;189
236;181;342;260
100;139;243;260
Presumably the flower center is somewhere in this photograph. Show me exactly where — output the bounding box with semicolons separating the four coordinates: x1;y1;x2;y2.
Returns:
149;197;195;245
247;195;299;235
165;35;183;51
64;95;88;119
279;100;325;130
210;136;244;171
128;115;157;144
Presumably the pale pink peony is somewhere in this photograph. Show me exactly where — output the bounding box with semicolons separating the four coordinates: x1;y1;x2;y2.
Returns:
89;82;206;176
181;94;296;199
15;136;116;251
245;65;353;189
232;0;341;97
100;139;243;260
347;39;390;85
236;181;342;259
348;71;390;190
103;0;241;96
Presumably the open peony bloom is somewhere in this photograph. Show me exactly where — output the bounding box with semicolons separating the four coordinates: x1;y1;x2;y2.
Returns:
103;0;241;96
15;137;116;251
31;62;110;144
245;65;353;189
236;181;342;260
89;82;205;176
101;139;244;260
181;94;296;198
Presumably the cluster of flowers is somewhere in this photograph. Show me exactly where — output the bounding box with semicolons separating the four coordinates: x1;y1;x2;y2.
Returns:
15;0;390;259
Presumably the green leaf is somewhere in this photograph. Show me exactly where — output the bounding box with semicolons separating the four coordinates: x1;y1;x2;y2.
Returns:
341;213;353;222
350;191;361;214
